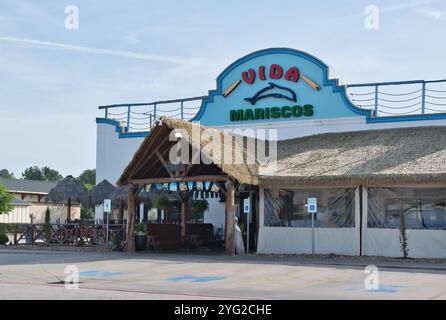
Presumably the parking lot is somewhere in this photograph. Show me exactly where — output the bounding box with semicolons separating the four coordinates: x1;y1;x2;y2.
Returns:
1;249;446;300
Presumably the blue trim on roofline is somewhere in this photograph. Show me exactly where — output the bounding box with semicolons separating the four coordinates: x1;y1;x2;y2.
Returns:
191;47;372;122
365;112;446;123
96;118;149;139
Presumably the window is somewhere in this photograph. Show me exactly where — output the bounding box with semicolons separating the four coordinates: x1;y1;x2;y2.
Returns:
264;188;355;228
367;187;446;229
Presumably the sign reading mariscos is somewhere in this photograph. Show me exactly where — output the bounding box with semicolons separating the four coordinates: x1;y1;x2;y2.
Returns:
191;48;370;126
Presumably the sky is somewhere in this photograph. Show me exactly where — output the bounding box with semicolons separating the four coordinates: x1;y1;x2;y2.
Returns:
0;0;445;178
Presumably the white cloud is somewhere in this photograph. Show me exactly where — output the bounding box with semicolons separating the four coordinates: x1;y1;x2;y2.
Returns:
417;6;446;20
0;36;208;65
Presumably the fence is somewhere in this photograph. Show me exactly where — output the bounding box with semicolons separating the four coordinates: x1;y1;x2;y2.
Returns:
98;79;446;133
98;96;206;132
9;223;126;246
346;79;446;117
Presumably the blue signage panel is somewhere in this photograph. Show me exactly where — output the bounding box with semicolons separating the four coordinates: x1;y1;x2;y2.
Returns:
193;48;370;126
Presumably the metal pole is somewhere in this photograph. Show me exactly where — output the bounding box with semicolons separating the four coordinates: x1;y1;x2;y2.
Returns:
421;82;426;114
311;212;315;255
106;211;109;248
374;85;379;116
180;101;184;119
126;105;131;132
246;208;250;254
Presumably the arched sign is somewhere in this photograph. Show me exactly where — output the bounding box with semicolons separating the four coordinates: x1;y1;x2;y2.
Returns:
192;48;370;126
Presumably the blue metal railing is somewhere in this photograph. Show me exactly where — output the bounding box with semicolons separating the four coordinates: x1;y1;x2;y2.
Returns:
346;79;446;117
98;79;446;133
98;96;206;132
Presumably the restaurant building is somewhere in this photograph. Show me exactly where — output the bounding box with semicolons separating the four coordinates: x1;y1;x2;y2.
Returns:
96;48;446;258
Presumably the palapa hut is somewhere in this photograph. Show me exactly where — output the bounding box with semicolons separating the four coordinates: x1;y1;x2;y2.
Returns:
48;175;87;223
88;179;116;207
98;48;446;258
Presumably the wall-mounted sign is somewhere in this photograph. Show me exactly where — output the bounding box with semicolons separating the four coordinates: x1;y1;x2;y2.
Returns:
192;48;370;126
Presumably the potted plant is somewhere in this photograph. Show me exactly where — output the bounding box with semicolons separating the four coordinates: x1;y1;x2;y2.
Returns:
153;195;171;222
190;199;209;223
135;222;147;251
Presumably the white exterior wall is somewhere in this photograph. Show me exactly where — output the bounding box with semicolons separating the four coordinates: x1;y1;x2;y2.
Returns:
96;122;145;185
203;197;226;235
257;187;361;256
213;116;446;140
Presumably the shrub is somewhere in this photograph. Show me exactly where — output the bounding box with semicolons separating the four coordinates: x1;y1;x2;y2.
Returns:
135;222;145;234
43;207;52;243
0;232;9;245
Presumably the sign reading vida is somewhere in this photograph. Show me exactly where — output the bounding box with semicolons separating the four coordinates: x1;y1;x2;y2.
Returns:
225;63;318;122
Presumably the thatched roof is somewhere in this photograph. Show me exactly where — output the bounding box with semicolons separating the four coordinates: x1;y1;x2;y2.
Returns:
47;175;87;204
261;126;446;187
88;179;116;206
118;116;259;186
118;117;446;187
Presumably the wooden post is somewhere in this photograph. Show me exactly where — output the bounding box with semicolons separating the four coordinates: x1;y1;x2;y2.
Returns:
225;180;236;255
180;191;190;241
126;186;137;252
118;200;124;224
67;198;71;223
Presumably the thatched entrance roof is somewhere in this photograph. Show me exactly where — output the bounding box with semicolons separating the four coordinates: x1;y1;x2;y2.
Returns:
119;117;446;187
118;116;260;186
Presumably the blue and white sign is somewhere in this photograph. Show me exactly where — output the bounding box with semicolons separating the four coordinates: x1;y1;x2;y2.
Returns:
243;198;250;214
103;199;111;213
192;48;370;126
307;197;317;213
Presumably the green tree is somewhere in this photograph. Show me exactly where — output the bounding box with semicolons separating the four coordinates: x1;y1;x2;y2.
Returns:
22;166;44;180
77;169;96;189
0;169;14;179
22;166;63;182
81;207;94;219
41;166;63;182
0;183;14;215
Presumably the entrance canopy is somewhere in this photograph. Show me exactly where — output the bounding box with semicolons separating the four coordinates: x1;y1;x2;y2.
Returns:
118;116;261;187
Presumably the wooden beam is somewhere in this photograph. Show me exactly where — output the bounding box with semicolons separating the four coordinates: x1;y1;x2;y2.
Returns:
124;126;166;183
129;175;229;185
225;180;236;256
125;186;137;252
155;150;174;178
138;135;172;179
